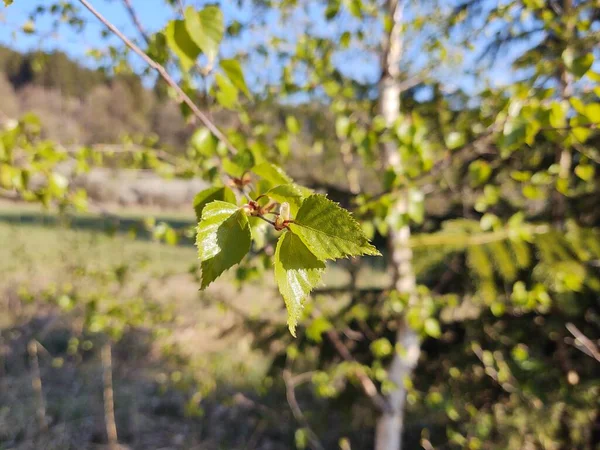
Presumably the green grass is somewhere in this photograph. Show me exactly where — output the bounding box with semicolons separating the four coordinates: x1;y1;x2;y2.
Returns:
0;221;196;276
0;208;389;448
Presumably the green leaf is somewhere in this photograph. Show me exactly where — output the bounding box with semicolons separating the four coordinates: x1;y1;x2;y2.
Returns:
184;5;224;64
165;19;200;70
275;231;325;336
4;0;14;6
222;149;255;178
215;73;238;109
289;195;380;261
549;101;568;128
22;20;35;34
306;316;333;343
196;201;251;289
252;162;293;186
445;131;466;150
370;338;393;358
346;0;364;18
193;186;236;221
575;164;594;181
340;31;351;49
563;49;594;78
584;103;600;123
220;59;250;97
469;160;492;186
190;128;217;157
570;115;592;143
265;184;305;215
325;0;341;20
336;116;351;139
423;317;442;339
286;116;301;134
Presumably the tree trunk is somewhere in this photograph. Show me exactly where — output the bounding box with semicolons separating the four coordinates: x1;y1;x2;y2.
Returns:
375;1;421;449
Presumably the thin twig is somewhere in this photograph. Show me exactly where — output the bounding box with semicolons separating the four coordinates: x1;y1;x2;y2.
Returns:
566;323;600;362
256;214;278;227
101;343;119;449
283;365;326;450
28;340;48;433
325;330;390;413
77;0;238;157
121;0;150;43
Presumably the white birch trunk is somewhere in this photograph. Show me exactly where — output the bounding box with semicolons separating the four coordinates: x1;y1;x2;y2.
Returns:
375;1;421;449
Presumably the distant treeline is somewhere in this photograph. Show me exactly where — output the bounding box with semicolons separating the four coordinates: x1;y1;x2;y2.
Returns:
0;45;190;148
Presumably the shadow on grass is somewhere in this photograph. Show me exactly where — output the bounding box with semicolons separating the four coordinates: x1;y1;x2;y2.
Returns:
0;210;197;246
0;310;293;450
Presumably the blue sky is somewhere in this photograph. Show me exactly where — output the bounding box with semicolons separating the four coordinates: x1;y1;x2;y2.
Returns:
0;1;169;58
0;0;540;96
0;1;258;66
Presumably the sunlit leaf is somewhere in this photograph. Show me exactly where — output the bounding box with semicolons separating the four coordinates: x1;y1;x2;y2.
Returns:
275;231;325;336
289;194;380;261
196;201;251;288
184;5;224;65
220;59;250;97
193;186;236;221
165;19;200;70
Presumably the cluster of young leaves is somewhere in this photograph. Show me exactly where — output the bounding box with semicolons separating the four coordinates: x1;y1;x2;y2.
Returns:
0;114;90;209
151;4;251;114
194;163;380;335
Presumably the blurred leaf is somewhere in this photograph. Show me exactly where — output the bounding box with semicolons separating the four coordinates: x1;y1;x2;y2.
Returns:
286;116;301;134
562;49;593;78
215;73;238;109
306;316;333;342
424;318;441;338
445;131;466;150
252;162;293;186
325;0;341;20
220;59;250;97
336;117;351;139
370;338;393;358
184;5;224;65
574;164;594;181
165;19;200;70
190;128;217;157
265;184;306;215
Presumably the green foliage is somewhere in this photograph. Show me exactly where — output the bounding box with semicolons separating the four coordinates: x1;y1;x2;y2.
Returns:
196;201;251;289
251;162;293;186
193;186;236;221
289;195;380;261
195;189;378;334
8;0;600;447
165;19;200;70
186;6;224;65
274;231;325;336
220;59;250;97
264;184;305;215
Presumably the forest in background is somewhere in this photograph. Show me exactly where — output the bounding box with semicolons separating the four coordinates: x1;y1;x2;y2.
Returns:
0;0;599;449
0;45;191;148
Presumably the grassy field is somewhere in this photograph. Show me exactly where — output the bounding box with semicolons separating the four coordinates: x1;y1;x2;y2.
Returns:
0;206;388;449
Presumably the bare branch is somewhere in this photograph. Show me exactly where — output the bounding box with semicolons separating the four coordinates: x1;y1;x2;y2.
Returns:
77;0;239;157
566;323;600;362
326;329;391;413
283;365;326;450
121;0;150;44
